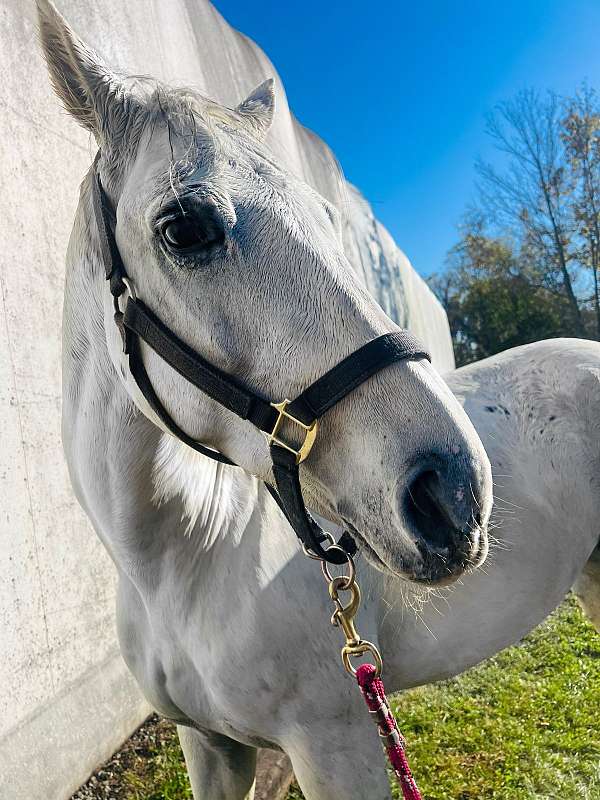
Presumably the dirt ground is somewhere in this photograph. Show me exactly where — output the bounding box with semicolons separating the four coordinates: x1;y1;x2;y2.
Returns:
70;713;294;800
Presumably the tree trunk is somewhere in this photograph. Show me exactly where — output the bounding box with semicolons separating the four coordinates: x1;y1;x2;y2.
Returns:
591;237;600;340
592;247;600;340
582;153;600;340
541;183;586;337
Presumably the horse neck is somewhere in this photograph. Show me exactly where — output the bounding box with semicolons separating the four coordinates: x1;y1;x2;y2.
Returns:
63;171;261;582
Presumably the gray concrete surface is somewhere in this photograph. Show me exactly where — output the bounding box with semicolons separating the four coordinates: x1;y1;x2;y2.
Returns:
0;1;453;798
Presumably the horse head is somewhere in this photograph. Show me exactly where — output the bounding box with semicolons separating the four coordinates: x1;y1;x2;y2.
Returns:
38;0;493;585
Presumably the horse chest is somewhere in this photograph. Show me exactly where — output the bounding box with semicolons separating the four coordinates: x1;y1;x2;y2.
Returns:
115;558;292;729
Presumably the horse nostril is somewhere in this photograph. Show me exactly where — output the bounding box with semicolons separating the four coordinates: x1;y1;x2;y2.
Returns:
403;461;489;583
405;469;455;550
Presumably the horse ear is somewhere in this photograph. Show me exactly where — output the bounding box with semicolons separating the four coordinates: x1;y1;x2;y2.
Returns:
36;0;128;141
236;79;275;139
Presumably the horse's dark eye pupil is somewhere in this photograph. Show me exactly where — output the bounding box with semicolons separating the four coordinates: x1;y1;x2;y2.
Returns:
163;219;201;249
160;202;225;254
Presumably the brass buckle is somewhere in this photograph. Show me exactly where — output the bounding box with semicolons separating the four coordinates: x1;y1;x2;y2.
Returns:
266;400;318;464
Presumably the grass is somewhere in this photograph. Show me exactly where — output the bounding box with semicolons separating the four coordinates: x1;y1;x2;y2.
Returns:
383;597;600;800
75;597;599;799
72;715;193;800
120;734;193;800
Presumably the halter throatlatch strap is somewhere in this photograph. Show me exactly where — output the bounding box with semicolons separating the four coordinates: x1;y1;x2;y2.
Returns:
92;159;431;564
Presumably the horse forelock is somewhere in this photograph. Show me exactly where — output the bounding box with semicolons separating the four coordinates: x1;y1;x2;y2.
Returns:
101;77;265;193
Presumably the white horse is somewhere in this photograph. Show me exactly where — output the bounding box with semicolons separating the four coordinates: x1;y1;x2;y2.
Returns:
38;1;492;797
37;3;599;799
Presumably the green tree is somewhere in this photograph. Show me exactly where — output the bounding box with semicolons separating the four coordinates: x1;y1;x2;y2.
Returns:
429;223;573;367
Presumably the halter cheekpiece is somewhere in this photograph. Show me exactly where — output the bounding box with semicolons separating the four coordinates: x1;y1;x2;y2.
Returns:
92;155;431;565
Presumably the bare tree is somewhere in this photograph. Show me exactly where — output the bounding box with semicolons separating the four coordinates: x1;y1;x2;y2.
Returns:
562;85;600;338
476;89;586;337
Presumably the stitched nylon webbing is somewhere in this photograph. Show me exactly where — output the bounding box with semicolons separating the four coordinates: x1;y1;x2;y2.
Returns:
124;298;275;429
287;331;431;424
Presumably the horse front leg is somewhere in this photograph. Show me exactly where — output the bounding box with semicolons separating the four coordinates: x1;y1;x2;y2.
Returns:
284;718;392;800
177;725;257;800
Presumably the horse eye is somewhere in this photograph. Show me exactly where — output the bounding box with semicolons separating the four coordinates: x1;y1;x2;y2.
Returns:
163;219;201;249
160;205;225;253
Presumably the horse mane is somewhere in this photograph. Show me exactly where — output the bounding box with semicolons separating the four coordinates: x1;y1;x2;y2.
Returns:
151;433;256;548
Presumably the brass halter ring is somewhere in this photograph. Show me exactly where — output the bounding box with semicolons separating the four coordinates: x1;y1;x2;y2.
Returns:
302;531;336;560
321;548;356;589
342;641;383;678
122;276;136;301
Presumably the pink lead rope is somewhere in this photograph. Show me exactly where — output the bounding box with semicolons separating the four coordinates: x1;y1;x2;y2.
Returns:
356;664;423;800
314;552;423;797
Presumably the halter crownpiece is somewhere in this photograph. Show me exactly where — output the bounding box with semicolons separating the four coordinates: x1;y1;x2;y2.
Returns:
92;155;431;564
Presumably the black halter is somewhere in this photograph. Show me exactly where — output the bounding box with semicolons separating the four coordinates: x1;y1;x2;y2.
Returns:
92;159;431;565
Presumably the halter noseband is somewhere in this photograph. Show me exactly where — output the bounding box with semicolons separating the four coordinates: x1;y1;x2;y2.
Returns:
92;158;431;565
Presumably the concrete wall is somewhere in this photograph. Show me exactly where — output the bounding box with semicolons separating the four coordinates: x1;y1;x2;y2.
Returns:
0;1;453;798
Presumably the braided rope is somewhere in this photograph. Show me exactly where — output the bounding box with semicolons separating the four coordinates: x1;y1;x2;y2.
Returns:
356;664;422;800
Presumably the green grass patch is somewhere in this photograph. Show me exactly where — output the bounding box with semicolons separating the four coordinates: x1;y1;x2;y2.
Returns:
120;733;192;800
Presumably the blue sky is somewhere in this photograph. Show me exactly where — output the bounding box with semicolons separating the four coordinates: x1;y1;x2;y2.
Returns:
213;0;600;277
